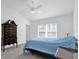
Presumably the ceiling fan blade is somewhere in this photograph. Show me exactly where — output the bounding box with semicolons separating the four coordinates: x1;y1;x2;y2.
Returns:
34;4;42;9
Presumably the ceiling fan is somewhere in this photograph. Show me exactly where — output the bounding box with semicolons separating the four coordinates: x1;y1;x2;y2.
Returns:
26;0;42;13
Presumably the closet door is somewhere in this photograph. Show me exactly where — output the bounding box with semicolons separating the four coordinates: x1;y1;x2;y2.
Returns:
26;25;30;40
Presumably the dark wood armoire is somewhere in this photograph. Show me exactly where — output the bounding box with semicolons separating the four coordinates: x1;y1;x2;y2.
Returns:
1;20;17;52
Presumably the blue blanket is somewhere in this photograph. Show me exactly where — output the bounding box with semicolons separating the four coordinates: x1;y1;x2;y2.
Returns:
23;36;77;55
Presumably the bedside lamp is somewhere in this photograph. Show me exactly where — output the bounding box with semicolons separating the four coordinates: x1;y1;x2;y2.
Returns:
65;32;70;37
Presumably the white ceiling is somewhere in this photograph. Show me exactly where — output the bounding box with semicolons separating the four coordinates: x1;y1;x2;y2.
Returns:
2;0;75;20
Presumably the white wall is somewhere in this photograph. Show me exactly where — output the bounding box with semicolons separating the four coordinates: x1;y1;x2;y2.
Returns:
1;6;30;45
73;0;78;38
30;13;73;38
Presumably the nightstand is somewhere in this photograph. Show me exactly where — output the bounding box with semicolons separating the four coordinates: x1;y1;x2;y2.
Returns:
56;47;78;59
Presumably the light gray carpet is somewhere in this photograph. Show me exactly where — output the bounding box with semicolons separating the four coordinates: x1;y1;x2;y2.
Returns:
1;44;56;59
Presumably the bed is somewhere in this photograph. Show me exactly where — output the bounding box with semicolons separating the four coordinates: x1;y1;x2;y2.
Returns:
23;36;77;56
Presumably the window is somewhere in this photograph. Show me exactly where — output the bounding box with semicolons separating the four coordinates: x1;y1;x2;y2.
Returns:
38;23;57;38
38;24;46;37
